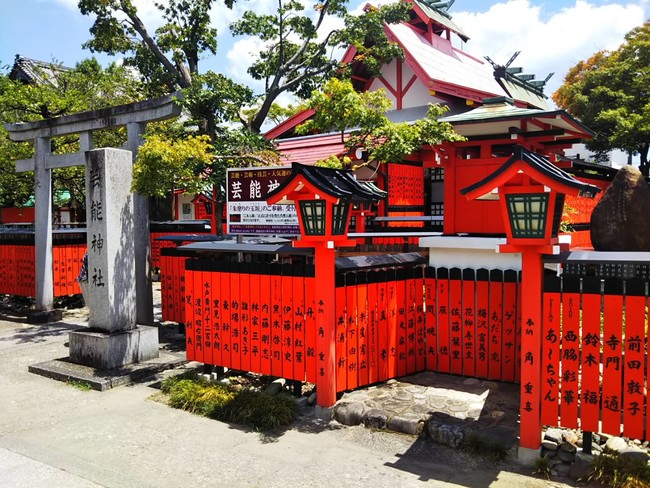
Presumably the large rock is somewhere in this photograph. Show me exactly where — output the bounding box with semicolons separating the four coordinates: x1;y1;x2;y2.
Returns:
591;165;650;251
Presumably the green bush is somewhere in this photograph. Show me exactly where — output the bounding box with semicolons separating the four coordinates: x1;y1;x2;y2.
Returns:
589;453;650;488
161;375;297;431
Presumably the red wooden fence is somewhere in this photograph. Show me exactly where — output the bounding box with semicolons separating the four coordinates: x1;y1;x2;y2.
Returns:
182;259;522;391
541;273;649;440
424;267;520;382
184;259;319;385
0;234;85;297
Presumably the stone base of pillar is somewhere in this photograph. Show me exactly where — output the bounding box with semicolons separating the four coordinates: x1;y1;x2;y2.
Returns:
315;405;333;421
517;445;542;466
69;326;159;370
27;309;64;324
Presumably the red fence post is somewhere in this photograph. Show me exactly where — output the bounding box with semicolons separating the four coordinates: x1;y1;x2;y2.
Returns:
519;250;544;455
314;244;337;408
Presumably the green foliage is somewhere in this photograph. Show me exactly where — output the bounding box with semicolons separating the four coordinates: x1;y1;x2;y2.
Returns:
160;374;298;431
296;78;464;166
553;21;650;172
589;453;650;488
0;59;141;207
78;0;411;133
133;134;213;197
66;379;93;391
532;455;553;480
220;390;298;431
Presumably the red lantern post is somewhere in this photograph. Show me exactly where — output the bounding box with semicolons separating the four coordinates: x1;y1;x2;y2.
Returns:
267;163;385;409
461;146;600;462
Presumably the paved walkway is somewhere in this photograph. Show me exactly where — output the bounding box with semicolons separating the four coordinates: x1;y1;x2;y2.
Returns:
333;372;520;451
0;289;581;487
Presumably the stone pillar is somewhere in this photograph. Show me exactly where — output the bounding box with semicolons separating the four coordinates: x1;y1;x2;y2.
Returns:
125;122;154;325
29;136;62;323
69;148;158;369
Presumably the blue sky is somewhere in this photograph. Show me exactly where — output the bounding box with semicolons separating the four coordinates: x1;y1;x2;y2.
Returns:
1;0;648;98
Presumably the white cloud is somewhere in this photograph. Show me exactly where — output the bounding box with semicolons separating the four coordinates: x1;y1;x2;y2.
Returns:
452;0;645;98
225;36;267;90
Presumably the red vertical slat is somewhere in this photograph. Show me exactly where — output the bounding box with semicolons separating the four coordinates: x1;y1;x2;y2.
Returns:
292;267;306;383
270;263;283;377
449;268;463;375
184;262;197;361
260;266;273;376
304;269;317;384
461;269;476;377
335;272;347;391
386;268;398;379
501;270;518;382
193;261;205;364
249;267;262;376
580;276;602;433
160;253;170;321
239;265;252;373
414;267;426;373
346;272;359;390
281;266;294;379
201;267;213;366
424;267;438;371
559;275;580;429
623;278;645;440
601;278;624;435
475;269;490;378
229;269;241;371
220;263;232;369
436;268;451;374
488;269;503;380
357;271;369;387
405;268;418;374
395;269;408;377
377;269;390;381
211;267;222;368
367;271;379;385
541;275;561;427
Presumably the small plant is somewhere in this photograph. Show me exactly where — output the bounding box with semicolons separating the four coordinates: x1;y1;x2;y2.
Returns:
160;374;297;431
67;379;92;391
589;453;650;488
532;455;553;480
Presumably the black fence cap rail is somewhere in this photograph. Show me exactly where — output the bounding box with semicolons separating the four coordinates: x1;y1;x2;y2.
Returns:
544;251;650;264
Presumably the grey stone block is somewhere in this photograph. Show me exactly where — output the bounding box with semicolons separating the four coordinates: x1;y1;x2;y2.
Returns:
69;325;159;370
619;447;649;462
544;428;563;444
557;449;575;463
569;452;594;481
264;378;286;396
27;309;63;324
605;436;628;453
364;409;388;430
560;441;577;453
542;440;559;451
387;414;423;436
334;402;365;425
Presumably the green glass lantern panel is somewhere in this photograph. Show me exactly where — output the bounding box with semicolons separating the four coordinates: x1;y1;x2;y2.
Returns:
331;201;350;235
298;200;326;236
505;193;550;239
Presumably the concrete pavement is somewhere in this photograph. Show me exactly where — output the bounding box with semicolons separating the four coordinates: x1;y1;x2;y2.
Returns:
0;311;579;487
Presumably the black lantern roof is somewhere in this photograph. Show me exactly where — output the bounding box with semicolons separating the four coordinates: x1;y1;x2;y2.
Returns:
460;146;602;199
266;162;387;204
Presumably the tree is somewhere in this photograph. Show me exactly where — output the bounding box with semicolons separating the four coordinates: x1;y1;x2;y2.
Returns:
295;78;464;167
553;21;650;173
0;58;142;209
77;0;411;133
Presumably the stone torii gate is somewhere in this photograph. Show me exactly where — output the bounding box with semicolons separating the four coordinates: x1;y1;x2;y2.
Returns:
4;93;181;323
